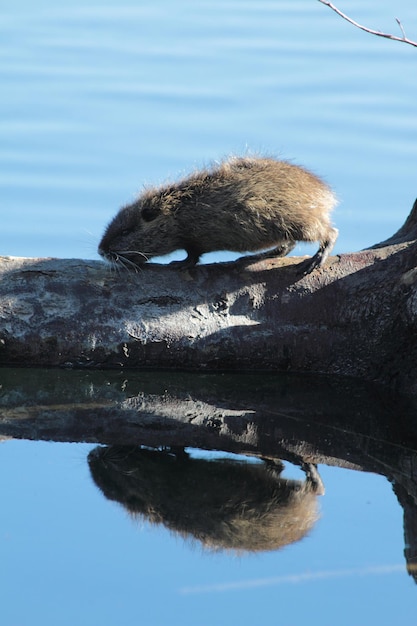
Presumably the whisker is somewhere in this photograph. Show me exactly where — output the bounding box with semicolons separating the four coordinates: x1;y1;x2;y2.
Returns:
116;254;143;274
112;258;124;274
102;255;126;275
100;249;150;273
112;259;120;269
118;250;150;262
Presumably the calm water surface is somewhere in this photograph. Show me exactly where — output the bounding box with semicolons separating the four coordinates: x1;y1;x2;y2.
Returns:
1;0;417;623
0;438;414;626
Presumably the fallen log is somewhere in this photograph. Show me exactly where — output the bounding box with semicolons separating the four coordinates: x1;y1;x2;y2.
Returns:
1;200;417;393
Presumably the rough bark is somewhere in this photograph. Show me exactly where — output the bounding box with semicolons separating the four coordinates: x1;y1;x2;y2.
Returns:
1;200;417;393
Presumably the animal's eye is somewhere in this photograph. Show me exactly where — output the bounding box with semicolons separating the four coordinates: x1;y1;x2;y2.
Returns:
141;204;160;222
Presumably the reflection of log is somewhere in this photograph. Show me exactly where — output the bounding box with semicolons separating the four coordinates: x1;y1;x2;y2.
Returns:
1;368;417;578
2;200;417;393
393;482;417;580
1;368;416;469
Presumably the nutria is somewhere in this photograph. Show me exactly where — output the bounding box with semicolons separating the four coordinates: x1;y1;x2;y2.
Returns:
98;156;338;274
88;446;324;553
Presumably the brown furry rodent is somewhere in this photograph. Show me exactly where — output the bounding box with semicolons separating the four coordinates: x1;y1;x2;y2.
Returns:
88;446;324;553
98;156;338;274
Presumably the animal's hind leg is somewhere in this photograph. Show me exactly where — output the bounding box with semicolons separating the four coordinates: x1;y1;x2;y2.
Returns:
270;240;296;258
249;240;296;261
302;463;325;495
299;227;338;275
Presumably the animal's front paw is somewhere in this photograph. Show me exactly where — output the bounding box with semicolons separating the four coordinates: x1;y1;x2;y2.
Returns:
169;259;197;270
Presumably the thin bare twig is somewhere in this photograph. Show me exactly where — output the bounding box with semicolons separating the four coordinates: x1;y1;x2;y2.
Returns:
395;17;407;40
318;0;417;48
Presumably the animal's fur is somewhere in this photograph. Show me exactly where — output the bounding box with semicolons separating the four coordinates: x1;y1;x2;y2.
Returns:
88;446;323;553
98;156;338;273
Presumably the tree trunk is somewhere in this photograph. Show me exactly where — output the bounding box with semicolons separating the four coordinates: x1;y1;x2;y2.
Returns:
1;200;417;394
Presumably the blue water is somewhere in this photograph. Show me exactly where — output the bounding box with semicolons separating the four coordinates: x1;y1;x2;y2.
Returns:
1;1;417;624
1;0;417;261
0;439;413;626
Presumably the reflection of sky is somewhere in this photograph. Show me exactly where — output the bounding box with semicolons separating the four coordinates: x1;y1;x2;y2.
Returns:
0;440;414;625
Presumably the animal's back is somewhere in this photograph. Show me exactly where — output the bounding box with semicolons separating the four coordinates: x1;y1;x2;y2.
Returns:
175;156;337;255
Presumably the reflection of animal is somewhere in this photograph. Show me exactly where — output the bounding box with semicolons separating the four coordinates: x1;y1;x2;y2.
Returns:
98;156;338;274
88;446;324;553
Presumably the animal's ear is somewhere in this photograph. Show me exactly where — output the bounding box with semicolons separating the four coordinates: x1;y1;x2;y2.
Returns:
141;202;161;222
